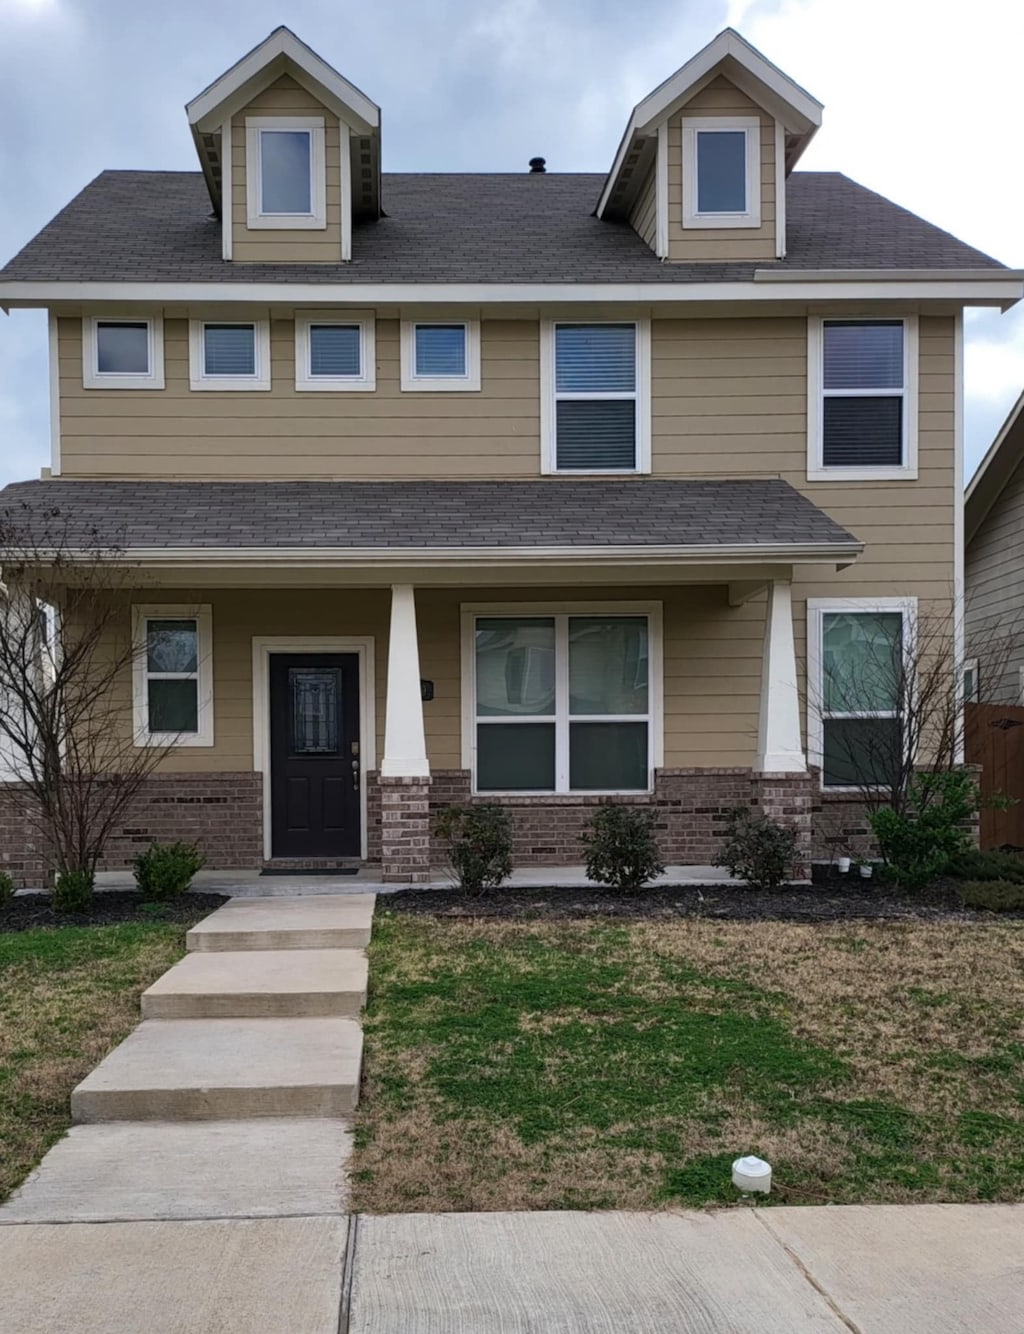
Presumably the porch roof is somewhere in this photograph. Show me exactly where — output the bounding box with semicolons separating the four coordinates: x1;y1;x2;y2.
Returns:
0;478;861;567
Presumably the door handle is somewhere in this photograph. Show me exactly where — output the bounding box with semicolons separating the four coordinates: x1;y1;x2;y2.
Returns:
351;759;360;792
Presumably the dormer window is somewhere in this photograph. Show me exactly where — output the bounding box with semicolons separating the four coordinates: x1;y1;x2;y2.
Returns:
246;117;326;229
681;116;761;229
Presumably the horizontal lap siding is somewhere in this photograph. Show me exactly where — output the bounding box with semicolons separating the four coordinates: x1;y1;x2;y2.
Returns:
667;77;776;263
57;317;541;478
629;166;657;252
966;457;1024;702
231;75;343;264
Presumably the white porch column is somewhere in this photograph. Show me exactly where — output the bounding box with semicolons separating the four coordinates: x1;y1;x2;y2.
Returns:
756;579;806;773
381;584;429;779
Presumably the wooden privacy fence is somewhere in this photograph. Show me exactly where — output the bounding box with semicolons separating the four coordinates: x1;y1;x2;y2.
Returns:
965;702;1024;849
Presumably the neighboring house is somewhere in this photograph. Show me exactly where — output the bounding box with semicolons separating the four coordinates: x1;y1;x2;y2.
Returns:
0;27;1019;881
965;390;1024;704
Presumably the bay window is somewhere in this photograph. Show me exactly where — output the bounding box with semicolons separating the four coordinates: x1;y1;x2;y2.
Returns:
466;607;659;793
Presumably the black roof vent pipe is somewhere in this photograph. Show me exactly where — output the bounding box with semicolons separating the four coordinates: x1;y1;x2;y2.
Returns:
529;157;546;173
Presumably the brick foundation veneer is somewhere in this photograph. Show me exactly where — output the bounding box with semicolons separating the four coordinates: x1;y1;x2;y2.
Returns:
416;768;807;868
379;775;431;883
0;772;263;888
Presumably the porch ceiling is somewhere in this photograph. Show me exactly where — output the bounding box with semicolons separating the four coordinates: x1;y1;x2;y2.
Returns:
0;478;862;586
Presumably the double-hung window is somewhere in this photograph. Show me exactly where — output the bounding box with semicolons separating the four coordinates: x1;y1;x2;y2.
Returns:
808;599;915;788
400;320;481;391
294;314;375;391
681;116;761;229
189;320;271;391
246;117;326;228
83;316;164;390
465;606;660;793
808;317;918;479
132;605;213;747
542;320;650;473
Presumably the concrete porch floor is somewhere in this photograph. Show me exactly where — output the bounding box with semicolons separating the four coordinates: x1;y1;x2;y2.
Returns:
90;864;745;897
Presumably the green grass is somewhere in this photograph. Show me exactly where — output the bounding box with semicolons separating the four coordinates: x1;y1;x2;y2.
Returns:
0;919;201;1204
352;913;1024;1213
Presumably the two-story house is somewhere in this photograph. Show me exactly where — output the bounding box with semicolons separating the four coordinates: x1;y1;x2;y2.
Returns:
0;27;1019;883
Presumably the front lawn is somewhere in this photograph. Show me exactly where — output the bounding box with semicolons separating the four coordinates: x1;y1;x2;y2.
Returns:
352;911;1024;1212
0;906;217;1204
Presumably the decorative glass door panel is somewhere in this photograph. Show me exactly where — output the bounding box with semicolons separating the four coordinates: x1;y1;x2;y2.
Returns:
289;668;342;755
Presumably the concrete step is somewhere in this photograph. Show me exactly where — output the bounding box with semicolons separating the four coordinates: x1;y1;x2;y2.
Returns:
186;893;376;952
140;949;368;1019
0;1119;352;1224
71;1018;363;1123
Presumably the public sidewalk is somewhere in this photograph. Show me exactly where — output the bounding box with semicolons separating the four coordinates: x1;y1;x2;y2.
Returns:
0;1203;1021;1332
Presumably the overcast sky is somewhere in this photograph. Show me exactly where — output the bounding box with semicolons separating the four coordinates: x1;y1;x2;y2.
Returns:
1;0;1022;488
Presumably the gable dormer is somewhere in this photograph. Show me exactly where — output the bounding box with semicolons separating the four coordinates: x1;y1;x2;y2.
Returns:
186;27;380;263
600;29;821;262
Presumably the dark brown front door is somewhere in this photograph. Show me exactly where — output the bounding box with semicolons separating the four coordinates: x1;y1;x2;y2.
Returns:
269;653;360;859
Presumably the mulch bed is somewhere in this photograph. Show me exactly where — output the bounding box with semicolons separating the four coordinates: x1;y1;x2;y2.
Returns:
385;871;1014;923
0;891;229;933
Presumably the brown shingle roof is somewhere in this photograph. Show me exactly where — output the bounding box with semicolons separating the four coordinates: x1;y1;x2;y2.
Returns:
0;170;1003;286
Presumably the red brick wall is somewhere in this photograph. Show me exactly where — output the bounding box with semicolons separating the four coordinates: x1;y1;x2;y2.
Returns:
0;772;263;888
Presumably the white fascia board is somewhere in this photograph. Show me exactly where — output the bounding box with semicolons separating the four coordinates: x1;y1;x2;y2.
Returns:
965;386;1024;507
186;26;379;133
52;541;864;569
635;29;822;133
3;277;1022;309
596;117;641;218
755;267;1024;283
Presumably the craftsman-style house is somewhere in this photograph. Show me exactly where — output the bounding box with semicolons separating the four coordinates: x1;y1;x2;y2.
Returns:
0;27;1018;882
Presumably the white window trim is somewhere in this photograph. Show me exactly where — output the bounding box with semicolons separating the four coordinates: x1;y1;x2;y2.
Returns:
540;318;651;476
82;316;164;390
245;116;326;229
460;601;664;796
132;604;214;748
807;315;919;481
400;319;481;392
188;319;271;391
682;116;761;230
294;312;375;391
961;657;979;704
806;596;918;792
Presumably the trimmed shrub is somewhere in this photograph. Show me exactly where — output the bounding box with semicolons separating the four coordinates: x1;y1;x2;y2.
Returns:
434;804;513;893
53;868;95;914
957;880;1024;913
133;841;206;900
582;806;665;893
715;808;798;892
0;870;14;907
947;848;1024;885
869;771;978;892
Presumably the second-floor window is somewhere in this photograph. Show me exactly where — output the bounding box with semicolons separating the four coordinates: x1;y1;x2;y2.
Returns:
681;116;761;229
246;117;326;229
82;316;164;390
541;320;651;473
400;320;481;391
808;317;918;480
189;320;271;391
295;315;376;391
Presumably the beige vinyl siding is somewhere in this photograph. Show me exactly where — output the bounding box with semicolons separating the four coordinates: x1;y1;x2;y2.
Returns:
966;457;1024;703
629;165;658;252
667;76;776;263
58;316;541;479
231;74;343;263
